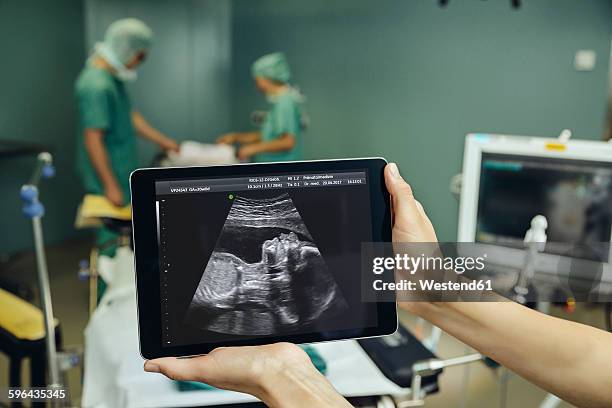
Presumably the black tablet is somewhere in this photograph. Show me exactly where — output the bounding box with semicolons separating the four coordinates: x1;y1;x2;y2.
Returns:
131;158;395;358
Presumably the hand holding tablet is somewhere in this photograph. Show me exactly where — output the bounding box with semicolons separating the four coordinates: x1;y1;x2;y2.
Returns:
131;158;395;358
143;342;354;408
141;162;432;408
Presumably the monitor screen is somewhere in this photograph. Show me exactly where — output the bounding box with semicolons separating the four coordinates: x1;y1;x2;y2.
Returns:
476;153;612;261
153;170;377;347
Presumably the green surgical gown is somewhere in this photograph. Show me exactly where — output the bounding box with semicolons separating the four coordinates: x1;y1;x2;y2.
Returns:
254;92;302;163
75;66;137;204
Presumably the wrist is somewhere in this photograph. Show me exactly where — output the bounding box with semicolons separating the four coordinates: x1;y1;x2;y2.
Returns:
249;143;264;155
103;180;119;191
158;134;171;145
227;133;239;143
256;361;325;408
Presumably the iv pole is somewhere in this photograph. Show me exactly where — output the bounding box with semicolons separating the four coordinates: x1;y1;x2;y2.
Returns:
20;152;62;401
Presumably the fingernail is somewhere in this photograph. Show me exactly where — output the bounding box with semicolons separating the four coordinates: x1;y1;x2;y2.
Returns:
388;163;400;178
144;360;160;373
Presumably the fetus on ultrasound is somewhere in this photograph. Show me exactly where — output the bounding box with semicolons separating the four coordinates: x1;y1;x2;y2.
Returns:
184;194;347;336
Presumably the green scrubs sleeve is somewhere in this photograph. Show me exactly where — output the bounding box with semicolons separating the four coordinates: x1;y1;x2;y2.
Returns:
78;86;111;130
255;94;303;163
271;97;300;137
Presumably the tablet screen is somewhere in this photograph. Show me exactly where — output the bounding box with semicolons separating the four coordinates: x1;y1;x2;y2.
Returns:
154;170;378;347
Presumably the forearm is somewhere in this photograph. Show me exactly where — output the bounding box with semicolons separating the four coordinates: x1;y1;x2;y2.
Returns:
258;363;352;408
132;111;171;145
410;301;612;407
250;134;295;155
235;131;261;144
84;132;118;189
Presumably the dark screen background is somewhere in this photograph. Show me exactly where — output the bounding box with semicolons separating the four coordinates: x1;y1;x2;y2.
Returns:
477;153;612;259
157;183;376;347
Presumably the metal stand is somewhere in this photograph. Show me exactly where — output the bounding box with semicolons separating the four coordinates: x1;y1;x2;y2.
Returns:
31;216;61;389
399;353;484;407
20;152;63;405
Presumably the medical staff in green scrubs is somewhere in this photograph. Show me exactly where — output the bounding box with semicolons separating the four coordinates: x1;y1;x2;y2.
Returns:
217;53;304;162
76;18;178;208
76;19;178;258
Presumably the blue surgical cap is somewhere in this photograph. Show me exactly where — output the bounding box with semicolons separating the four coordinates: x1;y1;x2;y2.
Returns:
104;18;153;65
251;52;291;83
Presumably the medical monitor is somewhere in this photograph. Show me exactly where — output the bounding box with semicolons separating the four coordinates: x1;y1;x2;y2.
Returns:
458;133;612;279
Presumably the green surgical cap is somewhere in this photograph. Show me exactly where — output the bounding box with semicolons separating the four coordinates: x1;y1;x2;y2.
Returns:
104;18;153;65
251;52;291;83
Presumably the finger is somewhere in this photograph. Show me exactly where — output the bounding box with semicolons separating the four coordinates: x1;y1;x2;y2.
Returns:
416;200;438;241
389;193;395;228
415;200;427;218
384;164;422;225
144;356;211;382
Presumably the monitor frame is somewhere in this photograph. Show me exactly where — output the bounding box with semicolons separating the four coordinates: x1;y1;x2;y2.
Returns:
458;133;612;283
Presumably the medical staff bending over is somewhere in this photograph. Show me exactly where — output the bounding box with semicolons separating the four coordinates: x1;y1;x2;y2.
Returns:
76;18;178;208
217;53;304;162
145;164;612;408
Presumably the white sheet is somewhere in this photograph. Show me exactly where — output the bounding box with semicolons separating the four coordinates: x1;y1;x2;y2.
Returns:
164;141;237;167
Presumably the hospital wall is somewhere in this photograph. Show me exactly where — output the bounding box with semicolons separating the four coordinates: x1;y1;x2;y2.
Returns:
2;1;611;254
0;1;86;253
230;0;612;241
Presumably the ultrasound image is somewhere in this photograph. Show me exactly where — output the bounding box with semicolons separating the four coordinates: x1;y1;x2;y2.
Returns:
185;193;347;336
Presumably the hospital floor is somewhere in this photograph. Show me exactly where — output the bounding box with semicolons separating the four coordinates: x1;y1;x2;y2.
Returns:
1;238;607;407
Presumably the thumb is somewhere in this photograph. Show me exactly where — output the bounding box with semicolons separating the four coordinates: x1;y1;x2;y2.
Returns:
144;356;210;383
384;163;421;230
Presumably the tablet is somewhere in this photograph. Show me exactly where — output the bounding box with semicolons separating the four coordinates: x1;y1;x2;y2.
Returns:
131;158;395;358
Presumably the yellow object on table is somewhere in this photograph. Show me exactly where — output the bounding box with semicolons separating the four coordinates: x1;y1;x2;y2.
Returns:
75;194;132;228
0;288;58;341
